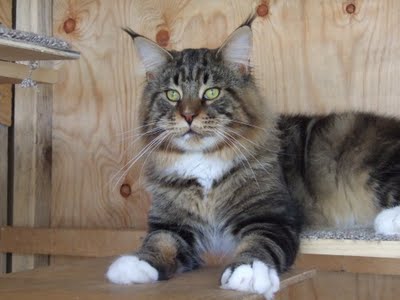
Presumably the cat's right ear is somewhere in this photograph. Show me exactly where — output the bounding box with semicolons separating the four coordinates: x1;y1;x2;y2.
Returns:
123;28;173;80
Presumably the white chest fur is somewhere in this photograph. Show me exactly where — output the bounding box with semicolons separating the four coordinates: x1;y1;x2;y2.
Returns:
164;153;235;191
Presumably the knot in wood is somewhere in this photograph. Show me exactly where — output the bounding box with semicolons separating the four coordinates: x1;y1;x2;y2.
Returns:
257;4;269;17
156;29;170;47
345;3;356;14
63;18;76;34
120;184;132;198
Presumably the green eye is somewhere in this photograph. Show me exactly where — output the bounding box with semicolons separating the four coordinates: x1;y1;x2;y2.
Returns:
203;88;220;100
166;90;181;102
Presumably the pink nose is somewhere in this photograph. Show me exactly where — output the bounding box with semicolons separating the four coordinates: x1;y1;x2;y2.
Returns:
181;112;197;125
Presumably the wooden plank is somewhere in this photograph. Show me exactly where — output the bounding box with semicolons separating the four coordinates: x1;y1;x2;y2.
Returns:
11;0;53;272
0;61;58;84
0;257;315;300
300;238;400;258
0;38;80;61
0;0;13;127
295;254;400;276
0;227;145;257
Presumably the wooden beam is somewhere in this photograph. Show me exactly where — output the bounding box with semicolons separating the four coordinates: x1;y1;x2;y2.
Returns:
0;227;145;257
0;61;58;84
11;0;53;272
0;257;315;300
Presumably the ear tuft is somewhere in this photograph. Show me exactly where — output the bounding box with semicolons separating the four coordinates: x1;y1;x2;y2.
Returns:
217;25;253;70
123;27;173;75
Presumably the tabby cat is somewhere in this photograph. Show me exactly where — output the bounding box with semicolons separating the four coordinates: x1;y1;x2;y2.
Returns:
106;16;400;299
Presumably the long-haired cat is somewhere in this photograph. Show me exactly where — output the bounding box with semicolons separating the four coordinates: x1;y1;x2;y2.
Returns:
106;16;400;299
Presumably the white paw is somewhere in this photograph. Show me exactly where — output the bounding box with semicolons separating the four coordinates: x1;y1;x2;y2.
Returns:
106;255;158;284
374;206;400;235
221;261;280;300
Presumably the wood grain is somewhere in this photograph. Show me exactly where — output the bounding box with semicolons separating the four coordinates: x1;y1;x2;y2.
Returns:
11;0;53;272
0;257;315;300
0;0;12;127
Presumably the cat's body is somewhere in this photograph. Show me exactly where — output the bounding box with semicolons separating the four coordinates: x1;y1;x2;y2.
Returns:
107;17;400;299
279;112;400;229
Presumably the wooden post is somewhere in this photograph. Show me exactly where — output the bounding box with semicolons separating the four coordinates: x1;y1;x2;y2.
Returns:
0;126;8;274
0;0;13;274
11;0;53;272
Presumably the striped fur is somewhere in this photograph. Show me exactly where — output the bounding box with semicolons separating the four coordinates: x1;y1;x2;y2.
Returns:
110;20;400;289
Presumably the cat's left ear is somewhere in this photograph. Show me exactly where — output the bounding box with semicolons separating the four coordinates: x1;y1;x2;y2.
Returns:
217;17;254;73
123;27;173;80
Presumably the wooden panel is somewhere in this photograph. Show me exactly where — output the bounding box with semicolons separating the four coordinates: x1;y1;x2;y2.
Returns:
0;257;315;300
254;0;400;115
11;0;53;272
0;0;13;127
0;38;80;61
0;61;58;84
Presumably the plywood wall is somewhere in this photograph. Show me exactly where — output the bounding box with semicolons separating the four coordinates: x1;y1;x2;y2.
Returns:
51;0;400;233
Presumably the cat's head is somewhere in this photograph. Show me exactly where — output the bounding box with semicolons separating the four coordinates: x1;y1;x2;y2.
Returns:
125;16;269;153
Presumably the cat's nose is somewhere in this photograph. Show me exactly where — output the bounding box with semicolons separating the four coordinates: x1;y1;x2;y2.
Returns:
181;112;197;125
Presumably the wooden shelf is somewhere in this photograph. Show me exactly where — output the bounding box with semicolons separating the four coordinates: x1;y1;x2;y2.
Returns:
300;238;400;259
0;37;79;85
0;257;315;300
0;37;80;61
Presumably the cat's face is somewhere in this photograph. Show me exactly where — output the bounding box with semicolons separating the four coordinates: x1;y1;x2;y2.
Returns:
125;23;263;152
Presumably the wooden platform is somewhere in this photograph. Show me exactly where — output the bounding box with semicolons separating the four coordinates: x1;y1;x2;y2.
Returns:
0;258;315;300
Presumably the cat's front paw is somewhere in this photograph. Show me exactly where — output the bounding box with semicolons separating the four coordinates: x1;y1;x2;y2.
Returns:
220;261;279;300
106;255;158;284
374;206;400;235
